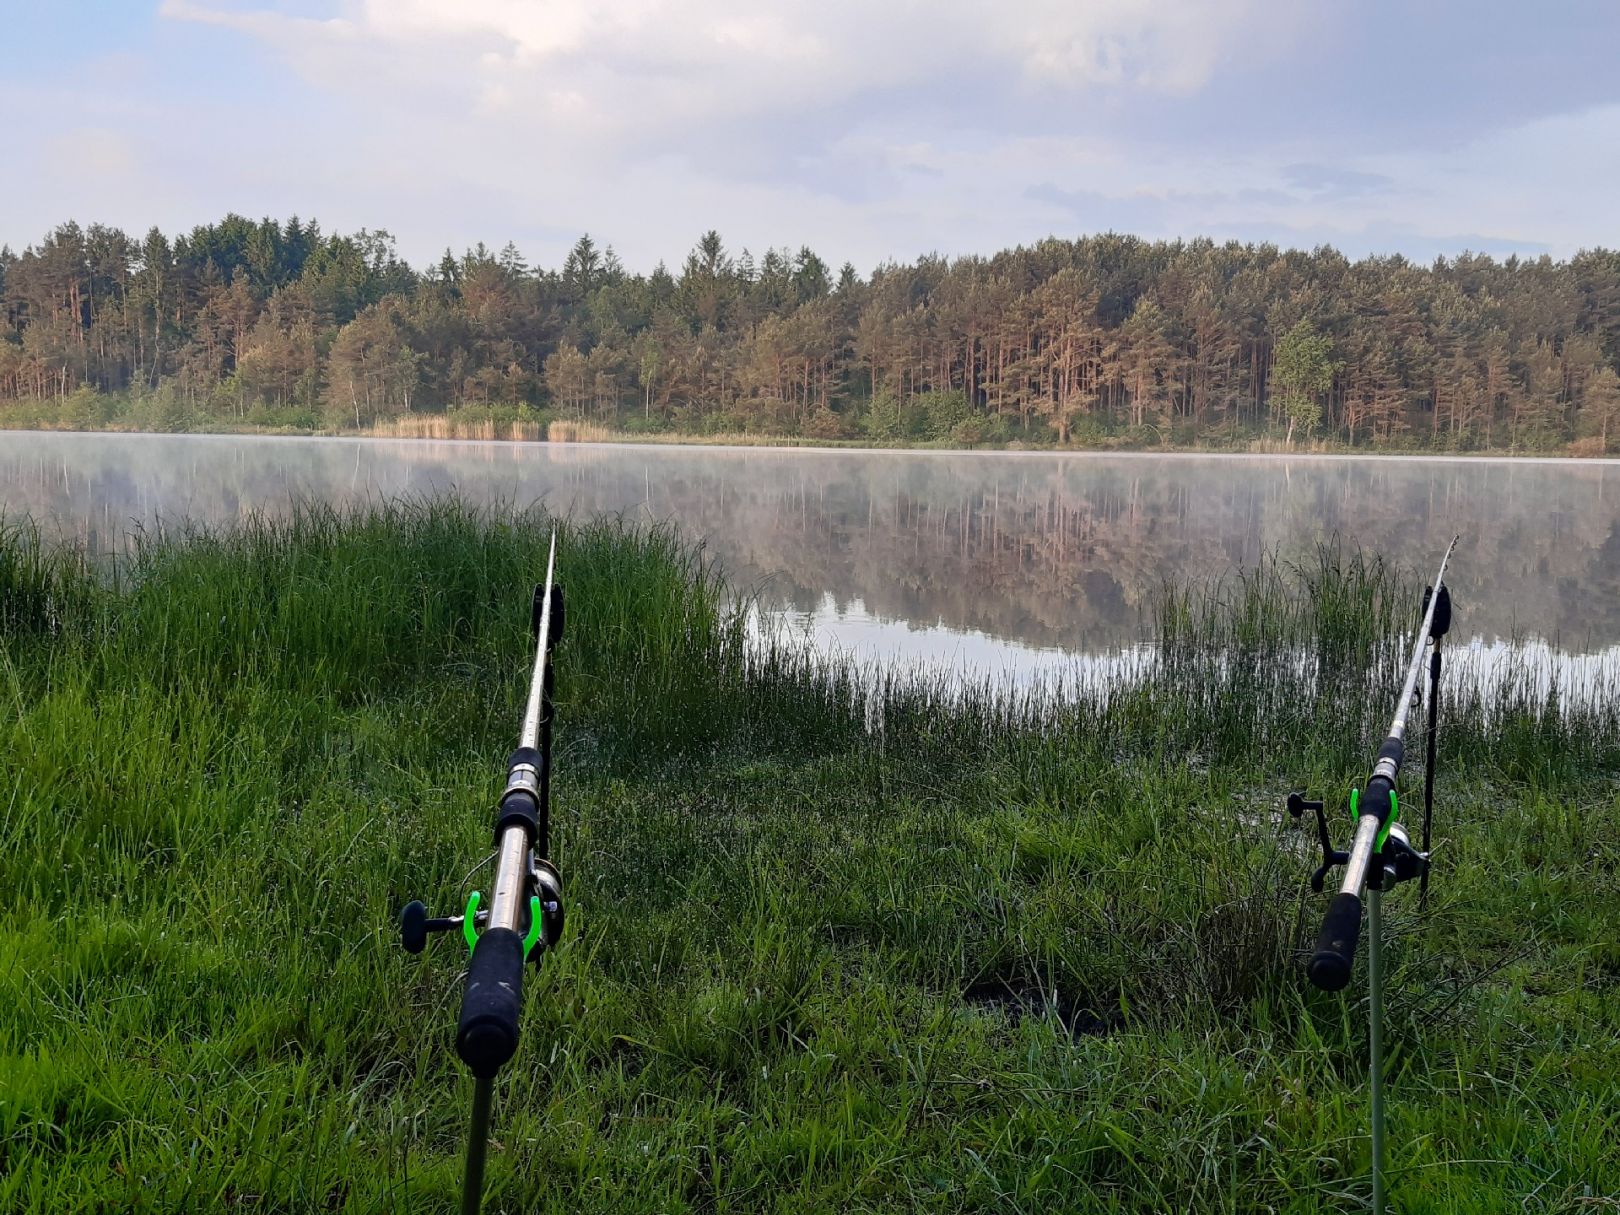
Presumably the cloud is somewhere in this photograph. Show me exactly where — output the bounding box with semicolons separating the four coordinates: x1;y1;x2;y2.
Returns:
1024;181;1296;232
161;0;1290;151
355;0;1269;93
6;1;1615;275
1010;0;1270;92
1216;220;1552;263
145;0;1314;266
1021;162;1553;264
1282;163;1395;200
1025;184;1173;232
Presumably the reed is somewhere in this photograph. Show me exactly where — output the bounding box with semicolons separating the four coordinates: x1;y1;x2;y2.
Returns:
0;517;98;636
546;419;615;444
368;415;549;442
2;502;1615;1212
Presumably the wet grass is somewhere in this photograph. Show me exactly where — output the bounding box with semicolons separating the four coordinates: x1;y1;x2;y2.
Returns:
2;502;1617;1213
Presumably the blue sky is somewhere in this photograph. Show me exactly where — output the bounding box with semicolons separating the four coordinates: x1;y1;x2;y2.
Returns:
3;1;1618;272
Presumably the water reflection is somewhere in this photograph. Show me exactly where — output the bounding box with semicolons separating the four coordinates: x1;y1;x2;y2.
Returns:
3;433;1619;676
752;594;1620;708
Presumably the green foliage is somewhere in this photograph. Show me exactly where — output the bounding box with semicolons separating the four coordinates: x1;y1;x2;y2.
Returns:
917;389;972;440
244;402;323;431
54;386;102;428
124;383;198;433
858;390;919;442
444;401;550;428
613;412;667;435
0;518;96;634
1272;321;1336;397
1066;412;1111;444
1577;365;1620;451
6;216;1620;449
858;390;980;445
800;406;852;440
1270;320;1337;443
949;412;1011;447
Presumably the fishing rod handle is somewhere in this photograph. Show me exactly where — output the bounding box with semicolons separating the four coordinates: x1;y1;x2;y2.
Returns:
457;927;525;1078
1309;808;1383;991
457;823;532;1077
1308;891;1362;992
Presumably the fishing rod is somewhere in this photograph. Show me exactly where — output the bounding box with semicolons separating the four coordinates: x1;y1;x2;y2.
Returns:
1287;536;1455;1215
399;533;567;1215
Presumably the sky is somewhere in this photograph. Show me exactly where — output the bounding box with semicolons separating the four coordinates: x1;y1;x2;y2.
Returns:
4;0;1619;274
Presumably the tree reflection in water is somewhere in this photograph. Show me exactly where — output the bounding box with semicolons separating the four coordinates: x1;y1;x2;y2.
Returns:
4;434;1618;684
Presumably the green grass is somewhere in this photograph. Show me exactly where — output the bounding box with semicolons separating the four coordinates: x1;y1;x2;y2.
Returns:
2;502;1617;1213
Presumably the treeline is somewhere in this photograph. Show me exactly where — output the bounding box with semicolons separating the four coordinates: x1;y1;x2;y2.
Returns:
3;214;1620;451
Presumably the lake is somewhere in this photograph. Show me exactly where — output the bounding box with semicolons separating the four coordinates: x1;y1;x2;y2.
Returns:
4;431;1618;691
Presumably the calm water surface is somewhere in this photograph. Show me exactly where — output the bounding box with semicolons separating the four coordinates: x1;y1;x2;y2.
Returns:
4;431;1618;688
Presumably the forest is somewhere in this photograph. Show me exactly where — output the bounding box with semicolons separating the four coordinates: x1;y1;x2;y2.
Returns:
3;214;1619;452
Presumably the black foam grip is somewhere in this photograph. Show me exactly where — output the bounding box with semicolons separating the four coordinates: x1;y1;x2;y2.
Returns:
456;927;525;1078
1360;779;1394;825
1307;892;1362;991
1376;738;1403;771
495;747;544;837
494;789;538;837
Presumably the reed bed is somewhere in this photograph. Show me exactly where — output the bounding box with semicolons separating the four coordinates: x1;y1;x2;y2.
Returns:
546;419;616;444
544;422;873;448
368;415;549;443
2;502;1615;1213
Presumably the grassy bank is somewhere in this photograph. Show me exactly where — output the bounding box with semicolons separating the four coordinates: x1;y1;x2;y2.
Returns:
2;504;1617;1213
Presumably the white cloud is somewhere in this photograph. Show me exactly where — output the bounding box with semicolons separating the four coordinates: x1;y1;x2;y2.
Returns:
1012;0;1267;91
163;0;1287;141
141;0;1319;267
6;1;1601;273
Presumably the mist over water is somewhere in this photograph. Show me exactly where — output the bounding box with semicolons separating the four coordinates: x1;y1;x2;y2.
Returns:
4;431;1618;685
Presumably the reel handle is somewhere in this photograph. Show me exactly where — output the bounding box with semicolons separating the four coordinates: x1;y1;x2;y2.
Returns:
1287;792;1348;893
399;900;464;954
1286;792;1323;817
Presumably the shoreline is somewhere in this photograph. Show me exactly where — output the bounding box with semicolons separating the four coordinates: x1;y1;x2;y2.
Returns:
5;423;1619;466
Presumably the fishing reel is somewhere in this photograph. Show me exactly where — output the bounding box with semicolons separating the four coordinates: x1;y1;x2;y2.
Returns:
400;858;564;965
1287;791;1428;892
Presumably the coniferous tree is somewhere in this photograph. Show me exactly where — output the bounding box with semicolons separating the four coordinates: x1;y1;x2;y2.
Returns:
2;213;1619;450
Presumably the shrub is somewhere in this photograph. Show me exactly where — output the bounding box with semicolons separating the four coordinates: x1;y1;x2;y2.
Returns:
917;390;972;440
802;407;853;440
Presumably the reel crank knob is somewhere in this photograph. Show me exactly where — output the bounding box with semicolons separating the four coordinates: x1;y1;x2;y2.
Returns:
400;900;429;954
